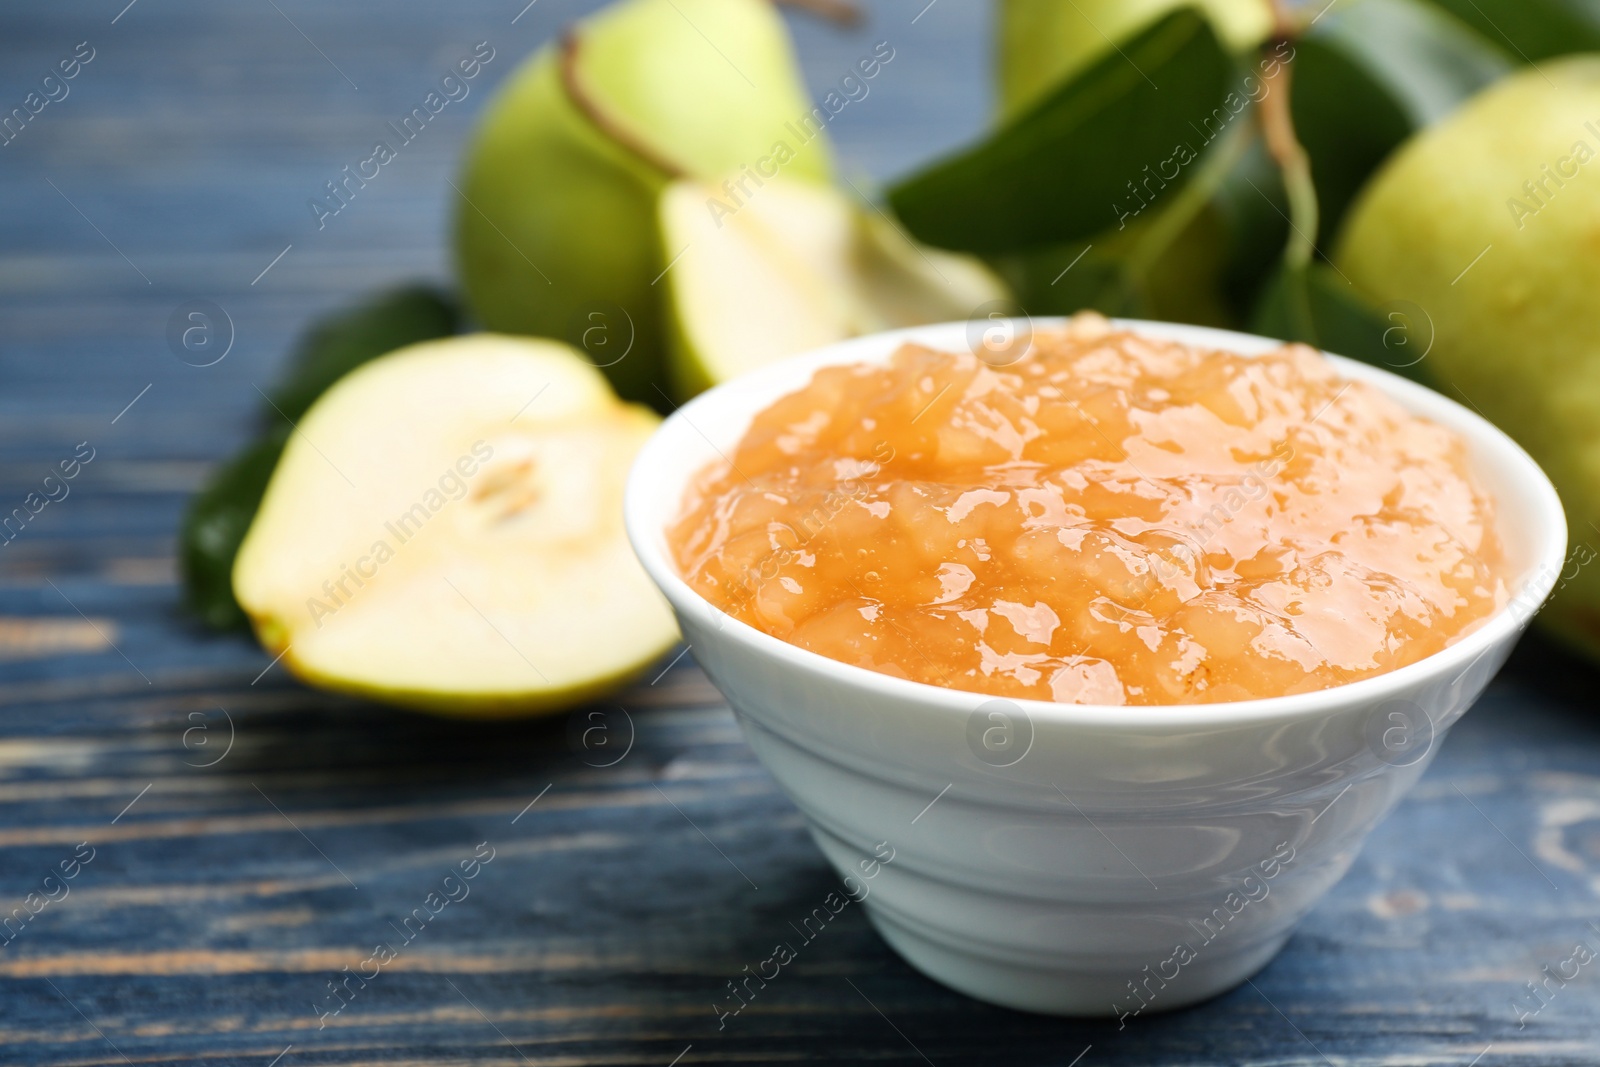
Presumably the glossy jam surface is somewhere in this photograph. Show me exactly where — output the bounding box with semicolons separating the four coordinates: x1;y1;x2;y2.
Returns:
668;317;1506;705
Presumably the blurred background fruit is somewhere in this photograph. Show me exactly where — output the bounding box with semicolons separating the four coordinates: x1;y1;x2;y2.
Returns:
996;0;1271;119
658;176;1008;395
454;0;831;406
1338;59;1600;659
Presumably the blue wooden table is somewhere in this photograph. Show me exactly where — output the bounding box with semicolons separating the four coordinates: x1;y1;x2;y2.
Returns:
3;2;1599;1064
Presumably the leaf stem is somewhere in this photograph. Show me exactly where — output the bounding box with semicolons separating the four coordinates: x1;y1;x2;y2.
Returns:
1259;0;1318;268
1124;119;1252;282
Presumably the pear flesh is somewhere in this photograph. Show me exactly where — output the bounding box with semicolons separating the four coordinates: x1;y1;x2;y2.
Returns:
233;335;678;716
1337;58;1600;658
661;177;1010;394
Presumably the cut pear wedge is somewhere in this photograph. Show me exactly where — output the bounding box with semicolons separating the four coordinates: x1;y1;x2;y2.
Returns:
233;334;678;717
661;177;1011;395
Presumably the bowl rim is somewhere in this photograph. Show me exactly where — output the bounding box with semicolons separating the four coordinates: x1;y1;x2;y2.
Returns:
625;317;1568;729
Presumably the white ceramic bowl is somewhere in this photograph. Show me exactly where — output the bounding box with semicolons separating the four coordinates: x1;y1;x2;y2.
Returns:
624;319;1566;1016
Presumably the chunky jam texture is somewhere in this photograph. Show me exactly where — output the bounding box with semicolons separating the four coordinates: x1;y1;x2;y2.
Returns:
669;316;1506;705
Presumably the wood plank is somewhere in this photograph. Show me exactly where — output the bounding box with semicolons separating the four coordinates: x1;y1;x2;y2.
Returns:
3;1;1600;1063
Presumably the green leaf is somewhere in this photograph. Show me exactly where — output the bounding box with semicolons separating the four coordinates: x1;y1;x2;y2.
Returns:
1251;261;1315;345
181;286;460;631
991;239;1146;320
271;286;459;422
1250;262;1434;385
888;9;1235;254
1293;0;1512;245
180;429;288;631
1318;0;1512;126
992;203;1235;325
1421;0;1600;61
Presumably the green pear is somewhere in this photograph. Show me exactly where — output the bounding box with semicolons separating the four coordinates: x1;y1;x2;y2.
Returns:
1337;59;1600;658
455;0;831;406
233;334;678;717
997;0;1271;118
659;176;1010;395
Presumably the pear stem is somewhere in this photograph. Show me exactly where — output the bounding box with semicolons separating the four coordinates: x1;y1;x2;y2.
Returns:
773;0;862;27
1259;0;1318;271
559;32;689;180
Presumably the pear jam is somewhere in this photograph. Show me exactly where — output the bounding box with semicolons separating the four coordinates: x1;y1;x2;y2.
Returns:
668;315;1506;705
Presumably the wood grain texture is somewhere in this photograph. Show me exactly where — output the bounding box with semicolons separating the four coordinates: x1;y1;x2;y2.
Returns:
2;2;1600;1064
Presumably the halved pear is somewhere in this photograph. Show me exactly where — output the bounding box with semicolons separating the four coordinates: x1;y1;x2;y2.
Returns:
233;334;678;717
455;0;832;406
660;176;1011;396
